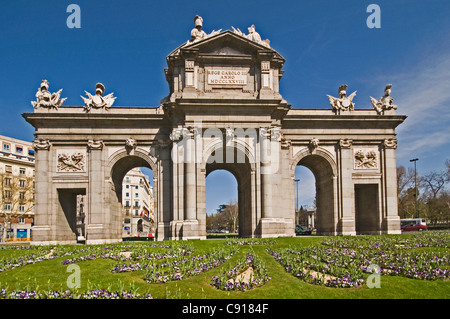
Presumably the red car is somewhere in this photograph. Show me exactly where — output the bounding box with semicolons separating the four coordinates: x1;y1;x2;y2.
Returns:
401;219;427;232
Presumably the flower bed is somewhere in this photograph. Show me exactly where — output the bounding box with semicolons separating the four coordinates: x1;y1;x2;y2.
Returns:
269;232;450;288
0;288;155;299
211;249;271;291
144;246;239;283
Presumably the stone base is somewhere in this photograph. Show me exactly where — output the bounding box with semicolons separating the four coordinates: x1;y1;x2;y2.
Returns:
382;216;402;234
31;225;52;242
259;218;294;238
181;220;205;240
338;218;356;236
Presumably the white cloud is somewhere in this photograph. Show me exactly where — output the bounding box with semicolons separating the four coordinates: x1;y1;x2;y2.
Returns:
389;51;450;169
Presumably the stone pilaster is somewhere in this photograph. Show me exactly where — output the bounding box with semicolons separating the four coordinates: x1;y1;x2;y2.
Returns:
86;140;106;242
30;139;52;243
338;139;356;235
382;138;401;234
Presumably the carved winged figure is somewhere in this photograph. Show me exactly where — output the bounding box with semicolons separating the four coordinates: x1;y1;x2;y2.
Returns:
327;84;357;112
31;80;67;109
232;25;271;48
370;84;397;114
81;83;116;112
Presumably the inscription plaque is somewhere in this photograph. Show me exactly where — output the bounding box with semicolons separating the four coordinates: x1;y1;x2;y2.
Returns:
207;69;247;85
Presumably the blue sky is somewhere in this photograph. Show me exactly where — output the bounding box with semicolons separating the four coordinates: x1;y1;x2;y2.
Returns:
1;0;449;214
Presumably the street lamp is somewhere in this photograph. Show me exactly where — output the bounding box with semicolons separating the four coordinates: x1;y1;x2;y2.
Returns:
410;158;419;218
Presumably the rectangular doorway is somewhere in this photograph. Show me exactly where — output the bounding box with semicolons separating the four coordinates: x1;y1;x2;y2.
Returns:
354;184;379;234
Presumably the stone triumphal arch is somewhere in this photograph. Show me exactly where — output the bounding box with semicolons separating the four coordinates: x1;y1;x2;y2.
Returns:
24;17;406;244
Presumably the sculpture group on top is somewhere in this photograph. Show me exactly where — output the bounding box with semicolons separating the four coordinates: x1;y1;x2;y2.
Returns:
188;15;222;44
187;15;270;48
327;84;357;112
81;83;116;112
327;84;398;113
370;84;398;114
31;80;67;110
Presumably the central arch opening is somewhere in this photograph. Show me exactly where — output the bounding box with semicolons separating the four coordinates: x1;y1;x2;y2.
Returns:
205;170;238;236
202;144;254;238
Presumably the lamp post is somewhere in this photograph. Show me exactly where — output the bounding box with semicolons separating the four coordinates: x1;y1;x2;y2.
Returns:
410;158;419;218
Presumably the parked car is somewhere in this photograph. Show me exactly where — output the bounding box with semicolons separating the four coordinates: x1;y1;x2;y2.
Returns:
401;223;427;232
295;225;312;235
400;218;427;232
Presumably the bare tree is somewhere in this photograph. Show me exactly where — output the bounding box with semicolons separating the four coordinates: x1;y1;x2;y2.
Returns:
225;200;238;233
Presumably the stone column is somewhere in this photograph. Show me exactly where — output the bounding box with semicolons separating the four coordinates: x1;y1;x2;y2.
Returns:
260;127;272;218
31;138;52;243
156;139;172;240
338;139;356;235
184;128;196;221
382;138;401;234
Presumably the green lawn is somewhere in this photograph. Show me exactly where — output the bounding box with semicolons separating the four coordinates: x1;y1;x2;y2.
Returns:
0;233;449;299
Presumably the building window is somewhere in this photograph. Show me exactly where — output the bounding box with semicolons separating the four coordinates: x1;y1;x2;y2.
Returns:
18;217;25;224
19;180;25;188
125;184;130;189
19;168;26;175
4;204;11;211
125;192;130;197
19;205;25;212
135;193;139;197
5;165;12;173
19;192;25;200
5;178;11;186
16;146;23;154
134;201;139;207
2;143;10;151
135;185;139;189
125;201;130;207
134;210;139;216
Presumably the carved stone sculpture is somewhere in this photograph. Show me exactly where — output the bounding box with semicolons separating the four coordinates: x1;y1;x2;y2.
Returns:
32;138;51;151
327;84;357;112
309;138;319;152
370;84;398;114
188;15;221;44
125;138;137;150
232;25;271;48
384;137;398;149
354;149;378;169
57;152;85;172
87;139;104;151
339;138;353;149
81;83;116;112
31;80;67;109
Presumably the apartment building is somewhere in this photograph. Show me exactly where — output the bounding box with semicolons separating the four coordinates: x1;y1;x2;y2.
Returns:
0;135;35;242
122;168;154;237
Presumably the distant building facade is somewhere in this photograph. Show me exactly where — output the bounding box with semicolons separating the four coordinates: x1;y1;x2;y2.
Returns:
122;168;154;237
0;135;35;242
